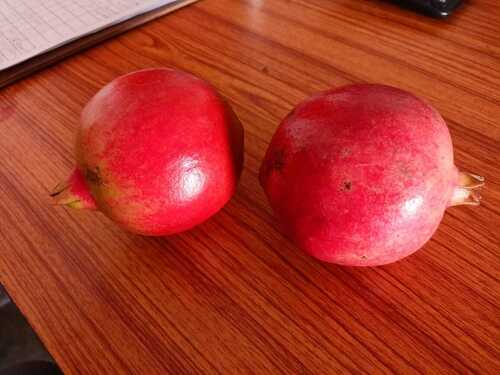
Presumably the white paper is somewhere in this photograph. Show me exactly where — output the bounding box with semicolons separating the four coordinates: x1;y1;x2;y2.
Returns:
0;0;178;70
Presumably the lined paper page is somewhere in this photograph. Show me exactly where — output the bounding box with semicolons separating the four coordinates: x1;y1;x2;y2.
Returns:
0;0;178;70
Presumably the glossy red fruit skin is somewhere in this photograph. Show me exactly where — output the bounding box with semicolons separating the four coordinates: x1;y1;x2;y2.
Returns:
77;68;244;235
260;84;458;266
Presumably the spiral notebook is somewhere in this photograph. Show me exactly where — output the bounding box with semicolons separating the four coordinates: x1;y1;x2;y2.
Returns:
0;0;197;86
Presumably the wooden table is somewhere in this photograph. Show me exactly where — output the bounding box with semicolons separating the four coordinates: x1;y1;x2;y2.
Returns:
1;0;499;373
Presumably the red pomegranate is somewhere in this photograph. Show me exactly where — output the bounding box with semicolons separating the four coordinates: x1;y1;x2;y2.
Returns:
260;84;483;266
52;68;244;236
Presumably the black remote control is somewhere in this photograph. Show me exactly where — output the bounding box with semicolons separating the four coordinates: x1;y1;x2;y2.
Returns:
393;0;464;17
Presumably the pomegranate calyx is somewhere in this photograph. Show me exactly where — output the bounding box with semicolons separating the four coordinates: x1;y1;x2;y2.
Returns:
50;168;97;210
449;171;485;207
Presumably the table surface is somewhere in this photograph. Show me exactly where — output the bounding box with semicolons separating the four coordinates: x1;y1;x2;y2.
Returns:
1;0;499;373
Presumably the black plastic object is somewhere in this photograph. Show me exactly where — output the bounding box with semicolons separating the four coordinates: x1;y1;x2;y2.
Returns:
0;285;64;375
0;361;63;375
391;0;464;17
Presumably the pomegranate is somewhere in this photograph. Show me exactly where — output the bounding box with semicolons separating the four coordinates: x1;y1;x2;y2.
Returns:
52;68;244;236
260;84;484;266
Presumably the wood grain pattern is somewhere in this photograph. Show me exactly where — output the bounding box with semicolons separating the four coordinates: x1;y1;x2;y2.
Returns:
0;0;499;373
